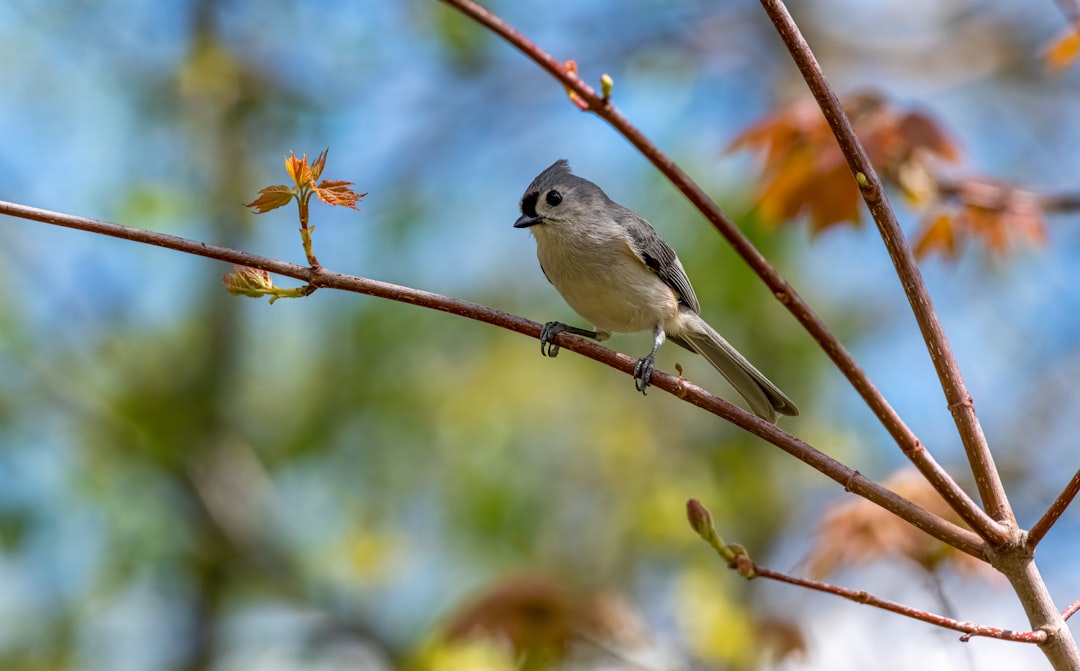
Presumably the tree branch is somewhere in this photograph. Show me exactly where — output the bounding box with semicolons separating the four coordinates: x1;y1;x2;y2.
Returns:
755;0;1014;534
1064;599;1080;622
1038;190;1080;213
1028;468;1080;549
0;198;985;558
749;564;1047;644
1055;0;1080;29
937;177;1080;215
757;7;1080;669
687;505;1037;644
437;0;1006;546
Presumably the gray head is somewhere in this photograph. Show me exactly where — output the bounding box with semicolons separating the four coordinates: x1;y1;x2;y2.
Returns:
514;160;613;229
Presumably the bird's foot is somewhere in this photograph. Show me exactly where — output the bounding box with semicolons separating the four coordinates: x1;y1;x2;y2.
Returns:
634;354;655;394
540;321;566;357
539;322;597;358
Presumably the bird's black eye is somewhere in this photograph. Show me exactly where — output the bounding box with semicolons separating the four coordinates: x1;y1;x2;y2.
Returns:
545;190;563;207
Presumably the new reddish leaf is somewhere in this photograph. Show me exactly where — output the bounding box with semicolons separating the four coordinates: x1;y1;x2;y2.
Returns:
285;151;314;189
1045;29;1080;72
899;112;962;164
960;201;1047;257
310;148;329;182
314;180;366;210
913;212;958;259
244;185;295;214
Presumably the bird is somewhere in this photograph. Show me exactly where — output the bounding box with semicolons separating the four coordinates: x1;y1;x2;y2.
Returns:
514;159;798;423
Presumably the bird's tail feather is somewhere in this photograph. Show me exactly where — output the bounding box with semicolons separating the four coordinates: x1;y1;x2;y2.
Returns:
672;311;799;423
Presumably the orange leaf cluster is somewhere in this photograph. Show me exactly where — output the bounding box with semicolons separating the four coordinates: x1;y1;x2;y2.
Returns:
805;468;998;580
244;149;366;215
441;574;646;664
755;617;808;665
913;179;1047;260
1045;28;1080;72
730;92;961;234
733;92;1049;259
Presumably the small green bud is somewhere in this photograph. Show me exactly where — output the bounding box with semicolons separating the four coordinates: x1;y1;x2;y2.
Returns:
600;73;613;101
686;499;713;538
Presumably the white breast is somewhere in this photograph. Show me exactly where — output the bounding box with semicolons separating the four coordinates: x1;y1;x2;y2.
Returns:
533;224;679;335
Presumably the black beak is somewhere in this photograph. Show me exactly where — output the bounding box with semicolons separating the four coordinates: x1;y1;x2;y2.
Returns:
514;214;540;228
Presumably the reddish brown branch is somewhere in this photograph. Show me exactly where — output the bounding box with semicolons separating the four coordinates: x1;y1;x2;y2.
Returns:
745;564;1046;644
755;6;1080;669
691;502;1025;642
437;0;1005;546
938;177;1080;215
1028;468;1080;549
755;0;1014;535
1038;191;1080;213
0;199;985;558
1056;0;1080;28
1063;599;1080;622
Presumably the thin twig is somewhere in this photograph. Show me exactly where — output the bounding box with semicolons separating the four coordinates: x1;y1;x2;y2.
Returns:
937;177;1080;215
748;565;1046;644
437;0;1007;546
1038;191;1080;213
1028;468;1080;549
1063;599;1080;622
1055;0;1080;28
755;0;1014;533
0;199;986;558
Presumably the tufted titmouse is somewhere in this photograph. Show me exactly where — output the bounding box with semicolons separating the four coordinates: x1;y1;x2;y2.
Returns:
514;159;798;423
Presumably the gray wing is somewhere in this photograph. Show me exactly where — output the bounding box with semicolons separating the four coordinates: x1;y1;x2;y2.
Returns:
622;210;701;314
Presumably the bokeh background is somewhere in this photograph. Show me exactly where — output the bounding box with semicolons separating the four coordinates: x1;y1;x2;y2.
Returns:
1;1;1078;669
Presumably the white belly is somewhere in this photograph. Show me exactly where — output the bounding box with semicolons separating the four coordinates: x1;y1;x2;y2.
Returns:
535;228;678;335
554;270;675;334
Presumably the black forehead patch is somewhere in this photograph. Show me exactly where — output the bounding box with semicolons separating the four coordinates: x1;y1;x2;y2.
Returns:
521;191;539;218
